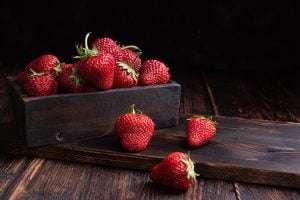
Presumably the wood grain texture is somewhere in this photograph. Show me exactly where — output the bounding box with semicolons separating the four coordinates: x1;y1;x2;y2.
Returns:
6;77;181;147
5;159;206;200
204;71;300;200
174;70;213;115
0;155;30;196
202;180;236;200
4;159;45;200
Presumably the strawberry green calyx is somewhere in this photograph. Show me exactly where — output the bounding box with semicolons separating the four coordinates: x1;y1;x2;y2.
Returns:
121;45;142;55
181;153;199;183
128;104;136;114
127;104;143;114
74;32;98;59
116;61;139;81
69;68;84;86
53;62;64;77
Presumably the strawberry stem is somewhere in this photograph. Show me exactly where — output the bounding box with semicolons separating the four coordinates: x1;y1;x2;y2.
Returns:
121;45;142;55
85;32;91;50
128;104;136;114
74;32;98;59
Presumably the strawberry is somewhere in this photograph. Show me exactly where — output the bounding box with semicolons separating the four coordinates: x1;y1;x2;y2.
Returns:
24;69;58;97
24;54;60;76
59;64;89;93
139;59;170;86
92;36;143;68
150;152;198;191
114;104;155;152
120;47;142;72
75;33;116;90
186;116;217;148
113;62;138;88
16;71;26;86
92;37;123;60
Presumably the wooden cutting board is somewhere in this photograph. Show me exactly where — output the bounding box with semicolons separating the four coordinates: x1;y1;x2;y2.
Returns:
1;116;300;189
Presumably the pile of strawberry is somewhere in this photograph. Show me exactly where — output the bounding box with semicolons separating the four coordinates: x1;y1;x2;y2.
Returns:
114;104;217;191
16;33;171;97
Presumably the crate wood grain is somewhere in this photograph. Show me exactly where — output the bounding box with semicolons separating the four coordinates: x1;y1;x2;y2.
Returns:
2;115;300;189
5;77;181;147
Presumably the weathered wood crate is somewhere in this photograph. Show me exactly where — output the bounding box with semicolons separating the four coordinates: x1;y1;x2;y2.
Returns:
5;77;181;147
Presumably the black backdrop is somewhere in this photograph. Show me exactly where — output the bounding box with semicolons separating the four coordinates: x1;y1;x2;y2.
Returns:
0;1;299;70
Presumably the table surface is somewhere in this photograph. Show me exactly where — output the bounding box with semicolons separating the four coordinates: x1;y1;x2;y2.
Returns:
0;69;300;200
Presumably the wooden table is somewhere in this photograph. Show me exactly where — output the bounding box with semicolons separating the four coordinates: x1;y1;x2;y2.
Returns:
0;69;300;200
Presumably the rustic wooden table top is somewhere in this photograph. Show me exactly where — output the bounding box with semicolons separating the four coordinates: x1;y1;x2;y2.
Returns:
0;69;300;200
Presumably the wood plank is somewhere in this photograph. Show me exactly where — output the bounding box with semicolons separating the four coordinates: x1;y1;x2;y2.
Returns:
0;154;30;197
202;180;236;200
241;72;299;122
3;159;45;200
236;183;300;200
3;159;206;200
175;70;213;115
203;71;300;199
203;71;266;119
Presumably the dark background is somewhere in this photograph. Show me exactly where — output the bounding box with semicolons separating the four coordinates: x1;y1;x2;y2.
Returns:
0;1;299;71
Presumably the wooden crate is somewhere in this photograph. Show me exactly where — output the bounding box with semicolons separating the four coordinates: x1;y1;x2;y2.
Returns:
5;77;181;147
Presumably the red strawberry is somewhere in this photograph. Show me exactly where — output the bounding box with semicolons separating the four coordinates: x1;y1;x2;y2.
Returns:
16;71;26;86
186;116;217;147
92;37;123;60
75;33;116;90
120;48;142;72
150;152;198;191
78;53;116;90
113;62;138;88
24;54;60;76
114;104;155;152
139;59;170;86
59;65;89;93
24;69;58;97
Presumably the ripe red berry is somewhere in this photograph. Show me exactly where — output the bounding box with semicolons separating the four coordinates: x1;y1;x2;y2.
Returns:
78;52;116;90
25;54;60;76
150;152;198;191
24;69;58;97
139;59;170;86
120;48;142;72
92;37;123;60
186;116;217;148
59;64;89;93
113;62;138;88
114;104;155;152
75;33;116;90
